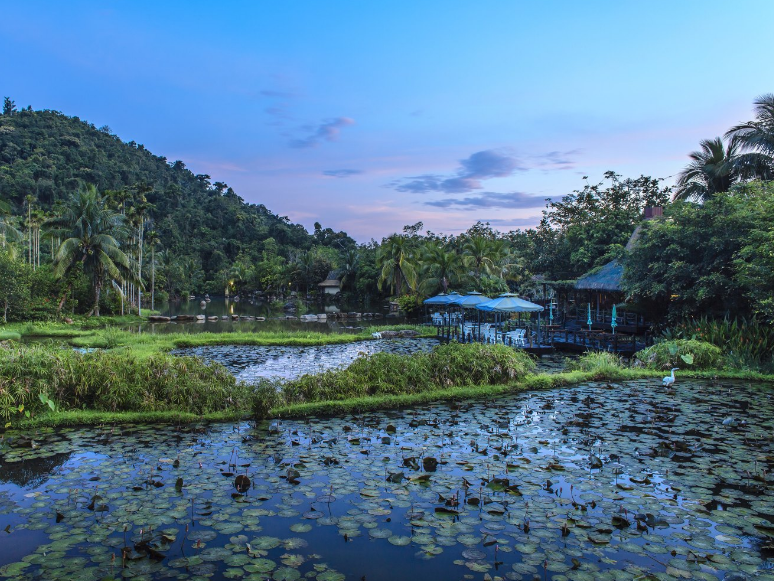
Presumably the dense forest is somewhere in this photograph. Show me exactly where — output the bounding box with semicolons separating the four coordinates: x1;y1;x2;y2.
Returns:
1;95;773;327
0;97;358;306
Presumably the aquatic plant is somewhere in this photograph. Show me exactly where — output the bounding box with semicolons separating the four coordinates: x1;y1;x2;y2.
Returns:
664;316;774;370
634;339;723;370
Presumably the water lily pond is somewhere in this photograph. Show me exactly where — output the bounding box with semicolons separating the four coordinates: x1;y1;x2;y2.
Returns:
2;379;774;580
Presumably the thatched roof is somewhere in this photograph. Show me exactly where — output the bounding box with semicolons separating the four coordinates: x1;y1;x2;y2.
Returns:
318;279;341;288
574;259;624;292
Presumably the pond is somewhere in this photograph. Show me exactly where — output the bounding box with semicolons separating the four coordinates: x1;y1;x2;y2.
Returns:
137;298;410;335
173;338;440;382
2;379;773;580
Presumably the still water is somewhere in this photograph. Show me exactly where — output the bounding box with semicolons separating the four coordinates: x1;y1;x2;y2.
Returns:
2;379;773;580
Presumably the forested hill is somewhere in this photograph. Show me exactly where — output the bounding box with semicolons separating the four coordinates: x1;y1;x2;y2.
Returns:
0;106;355;293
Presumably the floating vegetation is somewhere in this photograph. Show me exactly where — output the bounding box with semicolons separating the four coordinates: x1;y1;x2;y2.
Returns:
1;379;773;580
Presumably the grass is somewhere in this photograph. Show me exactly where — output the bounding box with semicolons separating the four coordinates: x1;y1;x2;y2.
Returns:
254;342;537;417
2;323;773;430
0;344;251;424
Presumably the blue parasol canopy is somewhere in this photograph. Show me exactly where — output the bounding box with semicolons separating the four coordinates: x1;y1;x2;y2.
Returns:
450;291;492;308
423;293;454;305
475;293;544;313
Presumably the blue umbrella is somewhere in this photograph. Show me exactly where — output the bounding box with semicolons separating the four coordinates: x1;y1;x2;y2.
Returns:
423;293;453;305
611;304;617;334
587;303;592;330
476;293;544;313
452;291;491;308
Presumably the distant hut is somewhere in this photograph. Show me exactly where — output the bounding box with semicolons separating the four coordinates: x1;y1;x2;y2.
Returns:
318;270;342;296
572;207;663;332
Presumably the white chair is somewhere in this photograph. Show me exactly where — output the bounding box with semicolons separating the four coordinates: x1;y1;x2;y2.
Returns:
505;329;526;347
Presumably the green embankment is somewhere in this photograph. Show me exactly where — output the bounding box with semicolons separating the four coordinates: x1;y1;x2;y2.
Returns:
2;328;772;430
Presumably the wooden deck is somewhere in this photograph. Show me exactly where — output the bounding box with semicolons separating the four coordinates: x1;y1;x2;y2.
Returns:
434;324;652;357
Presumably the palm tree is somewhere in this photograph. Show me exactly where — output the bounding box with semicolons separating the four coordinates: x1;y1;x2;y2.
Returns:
339;248;359;292
418;243;464;295
145;230;160;310
726;94;774;156
462;235;503;283
674;137;743;202
377;235;417;296
45;184;133;316
0;200;22;251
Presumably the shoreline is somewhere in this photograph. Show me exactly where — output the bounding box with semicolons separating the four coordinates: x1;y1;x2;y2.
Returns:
6;367;772;431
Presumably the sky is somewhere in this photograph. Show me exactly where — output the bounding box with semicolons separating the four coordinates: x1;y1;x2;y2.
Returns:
2;1;773;242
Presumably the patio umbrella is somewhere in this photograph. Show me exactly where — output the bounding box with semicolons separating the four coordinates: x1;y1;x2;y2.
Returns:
476;293;544;313
476;293;545;346
423;293;453;305
452;291;491;309
587;303;593;331
450;292;491;340
611;304;617;334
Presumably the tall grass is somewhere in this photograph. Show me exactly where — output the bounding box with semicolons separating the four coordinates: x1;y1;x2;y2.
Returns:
254;342;536;417
0;344;249;423
663;317;774;370
567;351;626;378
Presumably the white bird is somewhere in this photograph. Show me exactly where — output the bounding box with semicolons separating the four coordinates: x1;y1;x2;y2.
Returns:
662;368;679;387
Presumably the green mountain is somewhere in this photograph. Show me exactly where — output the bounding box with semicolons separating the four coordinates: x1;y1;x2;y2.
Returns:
0;106;355;296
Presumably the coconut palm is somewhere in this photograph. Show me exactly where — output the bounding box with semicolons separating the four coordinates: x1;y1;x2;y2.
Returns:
377;235;417;296
726;94;774;156
45;184;133;316
145;230;160;310
0;200;22;251
339;248;359;292
462;235;504;282
674;137;743;202
418;243;464;295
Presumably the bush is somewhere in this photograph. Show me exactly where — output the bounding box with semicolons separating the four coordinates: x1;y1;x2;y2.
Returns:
0;344;250;424
253;342;536;417
567;351;625;375
634;339;723;370
663;317;774;370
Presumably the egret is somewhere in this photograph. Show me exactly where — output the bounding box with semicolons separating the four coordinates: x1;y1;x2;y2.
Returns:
662;368;679;387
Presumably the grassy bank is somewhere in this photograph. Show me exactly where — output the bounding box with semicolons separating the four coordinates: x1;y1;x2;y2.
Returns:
3;337;773;430
0;344;250;426
1;319;435;354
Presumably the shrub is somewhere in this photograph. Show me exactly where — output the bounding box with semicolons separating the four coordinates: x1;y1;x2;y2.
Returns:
663;317;774;370
568;351;625;375
0;344;250;424
634;339;723;370
254;342;536;417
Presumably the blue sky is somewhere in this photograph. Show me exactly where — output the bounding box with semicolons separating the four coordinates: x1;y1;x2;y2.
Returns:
2;1;773;241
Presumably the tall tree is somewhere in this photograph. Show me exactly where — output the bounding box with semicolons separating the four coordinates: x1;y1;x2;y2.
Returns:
462;235;503;283
674;137;743;202
726;94;774;156
418;243;464;295
145;229;160;310
377;235;417;296
45;184;133;316
0;200;22;250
